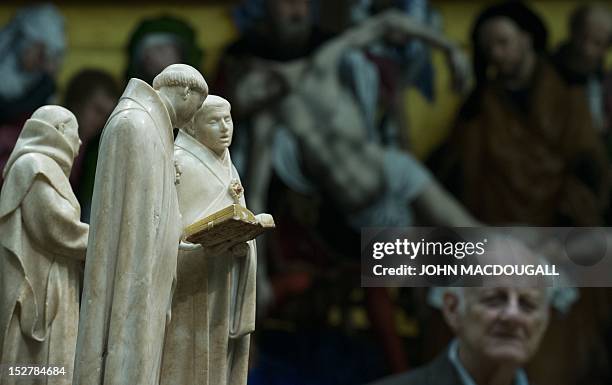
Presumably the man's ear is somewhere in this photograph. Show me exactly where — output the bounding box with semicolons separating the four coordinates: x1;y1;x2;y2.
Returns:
183;86;190;100
57;122;66;134
442;291;462;333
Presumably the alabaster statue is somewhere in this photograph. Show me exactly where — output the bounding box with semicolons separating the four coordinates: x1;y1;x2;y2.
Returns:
73;64;208;385
160;95;256;385
0;106;88;385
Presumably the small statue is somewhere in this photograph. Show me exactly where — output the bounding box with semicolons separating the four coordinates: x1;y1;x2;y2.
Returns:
0;105;89;385
73;64;208;385
160;95;258;385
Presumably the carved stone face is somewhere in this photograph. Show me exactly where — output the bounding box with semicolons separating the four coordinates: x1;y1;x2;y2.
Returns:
194;101;233;157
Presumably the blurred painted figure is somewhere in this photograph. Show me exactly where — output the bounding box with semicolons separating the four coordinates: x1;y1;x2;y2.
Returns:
219;0;478;379
553;4;612;134
0;4;66;185
63;69;119;222
125;15;203;85
432;1;609;226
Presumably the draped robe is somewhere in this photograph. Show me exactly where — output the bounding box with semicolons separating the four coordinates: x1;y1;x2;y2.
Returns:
439;59;609;225
73;79;182;385
0;118;88;385
160;130;256;385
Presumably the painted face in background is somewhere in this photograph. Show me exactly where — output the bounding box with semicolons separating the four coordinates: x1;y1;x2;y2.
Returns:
141;42;183;82
268;0;312;45
571;9;612;74
194;96;233;157
20;41;61;75
77;87;116;143
478;16;532;80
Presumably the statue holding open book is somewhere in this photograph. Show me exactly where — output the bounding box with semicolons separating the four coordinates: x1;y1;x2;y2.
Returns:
160;95;273;385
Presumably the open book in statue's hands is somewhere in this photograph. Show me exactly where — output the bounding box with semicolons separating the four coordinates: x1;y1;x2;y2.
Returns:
183;204;275;250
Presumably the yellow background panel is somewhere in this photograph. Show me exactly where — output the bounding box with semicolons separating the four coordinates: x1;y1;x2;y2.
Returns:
0;5;237;86
0;1;605;158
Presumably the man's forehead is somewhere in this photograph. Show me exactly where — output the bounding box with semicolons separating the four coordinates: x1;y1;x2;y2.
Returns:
465;286;547;300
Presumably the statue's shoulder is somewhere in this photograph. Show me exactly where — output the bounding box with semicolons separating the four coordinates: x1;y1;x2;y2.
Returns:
174;144;191;159
10;153;61;178
174;146;203;174
4;153;39;183
3;153;69;206
107;106;150;129
10;152;38;169
174;144;190;158
102;107;155;146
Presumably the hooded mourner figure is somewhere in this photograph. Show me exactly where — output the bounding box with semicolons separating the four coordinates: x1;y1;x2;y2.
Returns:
0;105;88;385
160;95;256;385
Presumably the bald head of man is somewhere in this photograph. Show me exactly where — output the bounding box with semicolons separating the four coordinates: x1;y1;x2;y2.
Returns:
569;4;612;73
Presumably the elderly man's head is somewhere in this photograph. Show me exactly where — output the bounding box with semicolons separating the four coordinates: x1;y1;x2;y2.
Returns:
441;236;551;366
153;63;208;127
442;286;549;366
189;95;233;156
568;4;612;74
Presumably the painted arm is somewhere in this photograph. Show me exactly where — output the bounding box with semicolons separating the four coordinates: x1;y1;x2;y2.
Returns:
413;178;482;227
276;9;469;95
